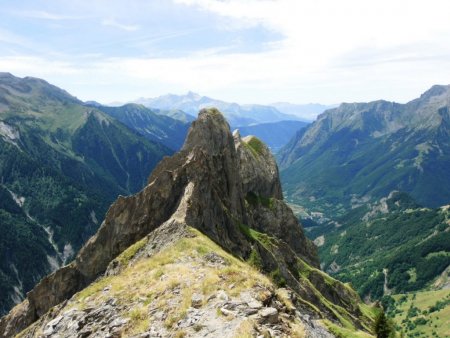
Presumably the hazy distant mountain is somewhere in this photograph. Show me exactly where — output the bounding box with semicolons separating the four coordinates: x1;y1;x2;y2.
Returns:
271;102;337;121
237;120;309;152
279;85;450;216
134;92;302;126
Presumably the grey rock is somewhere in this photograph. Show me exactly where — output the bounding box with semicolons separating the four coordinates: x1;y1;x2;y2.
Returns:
203;252;227;266
216;290;229;302
258;307;278;324
248;300;263;309
219;307;235;317
191;293;203;309
241;308;259;316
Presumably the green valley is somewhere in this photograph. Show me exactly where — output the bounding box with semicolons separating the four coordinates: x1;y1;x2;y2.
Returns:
311;192;450;300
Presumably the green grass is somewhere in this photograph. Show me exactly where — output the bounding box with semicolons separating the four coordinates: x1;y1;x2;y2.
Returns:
324;320;375;338
388;289;450;337
245;192;275;210
115;236;148;266
238;223;276;250
244;136;265;156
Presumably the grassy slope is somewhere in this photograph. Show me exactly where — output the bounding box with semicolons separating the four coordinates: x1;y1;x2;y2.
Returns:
19;228;376;337
387;289;450;337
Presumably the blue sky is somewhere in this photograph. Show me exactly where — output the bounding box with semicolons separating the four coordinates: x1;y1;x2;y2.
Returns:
1;0;450;109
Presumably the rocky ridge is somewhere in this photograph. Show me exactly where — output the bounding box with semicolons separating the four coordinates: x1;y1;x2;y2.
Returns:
1;108;375;337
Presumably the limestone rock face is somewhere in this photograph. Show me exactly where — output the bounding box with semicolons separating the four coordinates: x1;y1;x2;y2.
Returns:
234;131;283;200
0;108;365;337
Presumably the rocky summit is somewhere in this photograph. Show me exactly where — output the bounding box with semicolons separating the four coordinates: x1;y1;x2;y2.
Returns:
0;108;376;337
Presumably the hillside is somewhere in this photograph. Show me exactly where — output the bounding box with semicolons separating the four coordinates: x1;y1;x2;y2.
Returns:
309;192;450;301
0;73;172;315
279;85;450;217
93;103;190;151
384;289;450;337
1;109;377;338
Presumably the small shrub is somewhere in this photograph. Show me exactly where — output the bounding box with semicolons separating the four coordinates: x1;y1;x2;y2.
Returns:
270;268;286;287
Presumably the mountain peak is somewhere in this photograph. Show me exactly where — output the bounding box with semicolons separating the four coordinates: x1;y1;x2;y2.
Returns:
186;91;202;100
182;107;231;153
419;84;450;101
0;72;15;80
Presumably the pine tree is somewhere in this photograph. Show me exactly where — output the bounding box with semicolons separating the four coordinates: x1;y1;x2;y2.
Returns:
374;309;394;338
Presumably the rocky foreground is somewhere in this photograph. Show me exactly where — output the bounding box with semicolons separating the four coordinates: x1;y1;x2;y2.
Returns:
1;109;376;337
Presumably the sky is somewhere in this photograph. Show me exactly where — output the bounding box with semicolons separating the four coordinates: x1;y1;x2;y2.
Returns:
1;0;450;108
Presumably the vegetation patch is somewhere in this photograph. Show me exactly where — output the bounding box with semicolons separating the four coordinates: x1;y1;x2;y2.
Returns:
243;136;265;156
323;320;375;338
115;236;148;266
270;268;287;287
386;289;450;337
247;247;263;270
238;223;276;251
245;191;275;210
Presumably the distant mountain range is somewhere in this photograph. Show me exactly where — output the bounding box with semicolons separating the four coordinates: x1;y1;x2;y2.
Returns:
0;73;173;315
270;102;337;121
279;85;450;217
236;120;308;152
129;92;321;151
133;92;308;127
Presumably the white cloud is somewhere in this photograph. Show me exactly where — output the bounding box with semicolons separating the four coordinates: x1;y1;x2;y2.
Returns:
101;18;140;32
0;28;29;47
3;0;450;109
16;10;86;21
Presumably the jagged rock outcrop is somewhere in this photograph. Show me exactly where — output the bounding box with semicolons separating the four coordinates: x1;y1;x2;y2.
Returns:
0;108;372;337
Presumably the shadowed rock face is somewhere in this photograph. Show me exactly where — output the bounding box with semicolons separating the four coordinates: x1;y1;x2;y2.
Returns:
1;108;328;337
